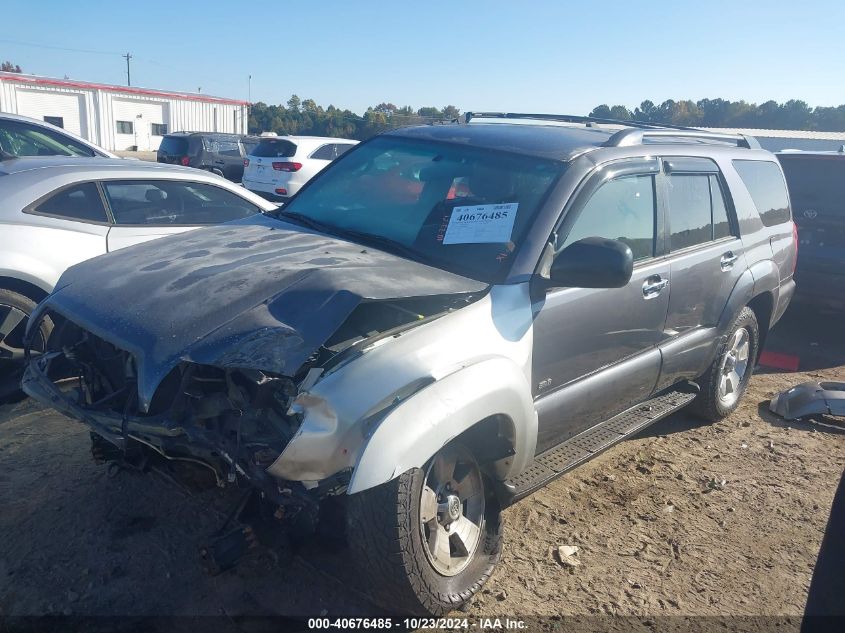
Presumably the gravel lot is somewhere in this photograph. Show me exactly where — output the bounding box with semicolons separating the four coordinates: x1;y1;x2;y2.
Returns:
1;304;842;627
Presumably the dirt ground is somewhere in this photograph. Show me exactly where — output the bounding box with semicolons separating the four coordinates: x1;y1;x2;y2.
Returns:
0;305;843;627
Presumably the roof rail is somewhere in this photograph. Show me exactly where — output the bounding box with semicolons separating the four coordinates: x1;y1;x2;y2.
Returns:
462;111;698;131
604;128;761;149
462;112;761;149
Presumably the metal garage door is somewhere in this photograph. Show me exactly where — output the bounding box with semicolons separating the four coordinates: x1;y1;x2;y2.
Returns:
112;99;168;151
16;89;86;136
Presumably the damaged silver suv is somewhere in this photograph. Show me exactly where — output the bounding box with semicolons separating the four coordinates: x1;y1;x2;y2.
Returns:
23;113;797;615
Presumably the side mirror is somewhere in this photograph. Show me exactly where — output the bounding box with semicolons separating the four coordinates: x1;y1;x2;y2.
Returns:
549;237;634;288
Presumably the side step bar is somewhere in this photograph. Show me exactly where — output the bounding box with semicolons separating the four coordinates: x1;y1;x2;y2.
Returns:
502;383;699;501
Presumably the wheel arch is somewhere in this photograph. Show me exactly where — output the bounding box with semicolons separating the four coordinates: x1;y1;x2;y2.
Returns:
347;357;537;495
0;275;50;304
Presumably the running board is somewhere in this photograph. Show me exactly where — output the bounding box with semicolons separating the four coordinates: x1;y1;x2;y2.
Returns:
502;383;699;501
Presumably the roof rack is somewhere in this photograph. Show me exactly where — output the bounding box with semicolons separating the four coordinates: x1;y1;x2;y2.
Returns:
463;111;696;131
462;112;761;149
605;128;761;149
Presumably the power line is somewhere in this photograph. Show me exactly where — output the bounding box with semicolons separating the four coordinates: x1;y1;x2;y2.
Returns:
0;37;121;57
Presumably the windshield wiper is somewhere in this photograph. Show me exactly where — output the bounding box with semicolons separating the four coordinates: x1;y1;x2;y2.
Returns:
271;209;338;234
334;228;434;266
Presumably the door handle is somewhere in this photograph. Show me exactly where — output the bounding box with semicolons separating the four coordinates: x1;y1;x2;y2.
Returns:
642;276;669;299
720;251;739;271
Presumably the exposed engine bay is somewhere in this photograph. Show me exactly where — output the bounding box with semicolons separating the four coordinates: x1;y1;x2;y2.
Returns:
23;294;477;509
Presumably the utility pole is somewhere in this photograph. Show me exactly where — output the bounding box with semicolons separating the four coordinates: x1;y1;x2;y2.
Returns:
123;52;132;86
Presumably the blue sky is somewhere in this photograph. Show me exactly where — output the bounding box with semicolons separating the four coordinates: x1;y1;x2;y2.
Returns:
2;0;844;114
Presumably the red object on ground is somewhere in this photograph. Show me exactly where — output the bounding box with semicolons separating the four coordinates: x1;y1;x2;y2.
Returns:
758;350;801;371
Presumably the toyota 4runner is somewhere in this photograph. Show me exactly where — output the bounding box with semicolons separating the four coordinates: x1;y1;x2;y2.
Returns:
23;113;797;615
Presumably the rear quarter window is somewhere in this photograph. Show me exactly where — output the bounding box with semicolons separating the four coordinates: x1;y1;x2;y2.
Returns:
732;160;791;226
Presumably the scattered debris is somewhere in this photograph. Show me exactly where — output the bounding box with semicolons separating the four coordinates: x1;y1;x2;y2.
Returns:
705;477;727;491
769;381;845;420
556;545;582;568
663;504;675;514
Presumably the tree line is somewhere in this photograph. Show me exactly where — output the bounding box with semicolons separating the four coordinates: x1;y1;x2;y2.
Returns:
247;97;461;140
589;99;845;132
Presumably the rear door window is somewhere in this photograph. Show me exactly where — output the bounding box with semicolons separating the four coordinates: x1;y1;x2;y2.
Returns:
103;180;261;225
31;182;109;223
215;139;242;157
667;174;712;250
335;143;355;157
251;139;298;158
732;160;791;226
711;175;732;239
561;174;657;261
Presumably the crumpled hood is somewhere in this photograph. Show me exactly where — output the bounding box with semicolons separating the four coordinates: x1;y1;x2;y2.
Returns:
39;214;486;410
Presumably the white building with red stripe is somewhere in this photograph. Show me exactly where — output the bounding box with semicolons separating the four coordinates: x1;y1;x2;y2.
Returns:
0;71;249;152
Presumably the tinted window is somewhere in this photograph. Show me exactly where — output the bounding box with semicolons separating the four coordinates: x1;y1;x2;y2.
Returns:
310;144;335;160
561;175;656;261
116;121;134;134
711;175;731;239
33;182;108;223
777;155;845;224
159;136;188;155
44;116;64;128
668;174;712;249
103;180;261;225
242;139;259;155
732;160;791;226
216;139;241;157
0;119;96;157
251;139;297;158
335;143;355;157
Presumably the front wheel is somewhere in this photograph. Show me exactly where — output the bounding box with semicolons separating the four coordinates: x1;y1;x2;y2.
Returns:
0;288;52;403
346;443;502;615
692;306;759;421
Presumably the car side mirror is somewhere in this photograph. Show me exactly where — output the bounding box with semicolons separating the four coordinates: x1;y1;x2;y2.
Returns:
549;237;634;288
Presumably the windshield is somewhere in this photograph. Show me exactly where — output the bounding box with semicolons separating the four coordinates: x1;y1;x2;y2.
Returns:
0;119;96;157
280;136;564;282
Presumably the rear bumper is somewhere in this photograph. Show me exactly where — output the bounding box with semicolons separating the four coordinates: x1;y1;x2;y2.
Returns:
242;178;289;201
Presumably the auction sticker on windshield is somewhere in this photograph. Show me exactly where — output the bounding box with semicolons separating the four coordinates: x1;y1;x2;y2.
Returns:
442;203;518;245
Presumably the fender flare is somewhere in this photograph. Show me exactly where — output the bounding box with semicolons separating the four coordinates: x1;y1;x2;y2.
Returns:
347;357;537;494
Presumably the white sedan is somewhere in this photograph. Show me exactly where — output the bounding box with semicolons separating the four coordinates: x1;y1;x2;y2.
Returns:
0;156;277;400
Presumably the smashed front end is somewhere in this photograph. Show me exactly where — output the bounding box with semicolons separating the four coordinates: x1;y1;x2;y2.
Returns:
22;292;474;509
23;312;318;504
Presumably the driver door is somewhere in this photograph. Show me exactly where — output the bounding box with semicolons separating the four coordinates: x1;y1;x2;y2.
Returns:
531;159;671;453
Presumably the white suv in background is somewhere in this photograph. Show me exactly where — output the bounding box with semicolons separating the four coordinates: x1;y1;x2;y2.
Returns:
242;135;358;201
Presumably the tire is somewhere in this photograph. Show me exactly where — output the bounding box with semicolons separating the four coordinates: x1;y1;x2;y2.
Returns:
346;443;503;615
0;288;52;403
691;306;759;421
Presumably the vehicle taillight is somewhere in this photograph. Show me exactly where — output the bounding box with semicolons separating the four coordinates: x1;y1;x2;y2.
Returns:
275;188;288;196
272;161;302;172
180;156;190;166
243;159;250;167
792;221;799;275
